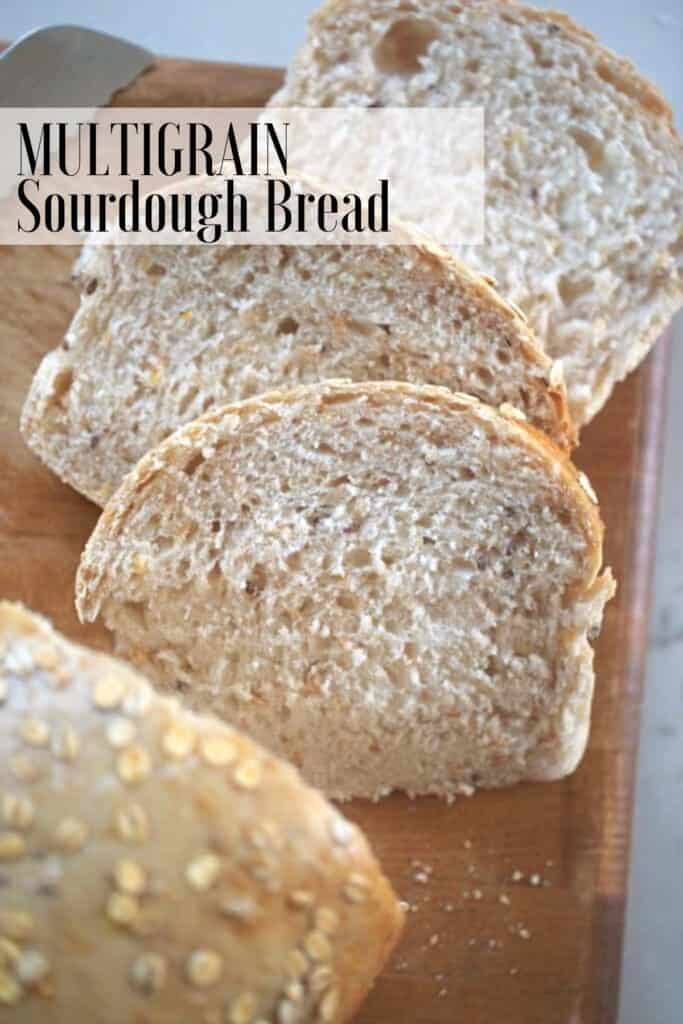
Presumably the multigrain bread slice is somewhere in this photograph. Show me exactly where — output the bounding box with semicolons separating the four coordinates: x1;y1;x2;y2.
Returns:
270;0;683;424
0;601;403;1022
75;381;615;801
20;232;571;507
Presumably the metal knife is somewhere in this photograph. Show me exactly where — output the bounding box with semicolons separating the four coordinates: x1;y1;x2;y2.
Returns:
0;25;154;107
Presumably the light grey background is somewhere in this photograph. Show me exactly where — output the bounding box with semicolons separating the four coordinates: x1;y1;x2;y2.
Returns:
3;2;682;1021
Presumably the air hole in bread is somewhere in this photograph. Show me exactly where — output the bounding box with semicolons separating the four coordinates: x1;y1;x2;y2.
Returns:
475;366;494;386
178;386;199;416
497;347;512;365
557;273;592;307
49;369;73;407
346;547;372;568
183;451;204;476
287;551;302;571
277;316;299;335
337;591;360;610
146;262;166;278
569;127;605;173
527;35;554;69
206;563;222;585
373;18;440;76
245;564;267;597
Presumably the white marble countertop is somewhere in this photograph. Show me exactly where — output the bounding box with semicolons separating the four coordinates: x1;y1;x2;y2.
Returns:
3;2;681;1020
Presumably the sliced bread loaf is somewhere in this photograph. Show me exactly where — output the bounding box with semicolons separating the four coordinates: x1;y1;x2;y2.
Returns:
76;381;615;801
21;234;570;507
0;601;402;1021
271;0;683;424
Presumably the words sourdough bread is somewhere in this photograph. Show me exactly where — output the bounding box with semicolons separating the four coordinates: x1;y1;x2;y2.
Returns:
271;0;683;424
76;382;615;801
0;601;402;1022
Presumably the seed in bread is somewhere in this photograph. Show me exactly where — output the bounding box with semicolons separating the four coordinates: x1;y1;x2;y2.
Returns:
271;0;683;425
76;380;615;801
20;206;571;506
0;601;403;1022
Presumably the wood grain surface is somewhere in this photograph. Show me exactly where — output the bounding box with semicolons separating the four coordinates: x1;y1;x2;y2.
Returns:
0;57;670;1024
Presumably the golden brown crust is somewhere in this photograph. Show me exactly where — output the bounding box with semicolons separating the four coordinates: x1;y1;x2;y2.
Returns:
0;601;403;1022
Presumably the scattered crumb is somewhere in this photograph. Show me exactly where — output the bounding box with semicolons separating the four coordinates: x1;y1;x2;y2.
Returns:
499;893;511;906
512;870;524;882
529;873;542;887
428;934;439;947
472;889;483;901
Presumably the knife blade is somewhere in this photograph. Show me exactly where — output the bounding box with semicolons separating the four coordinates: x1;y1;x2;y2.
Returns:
0;25;154;107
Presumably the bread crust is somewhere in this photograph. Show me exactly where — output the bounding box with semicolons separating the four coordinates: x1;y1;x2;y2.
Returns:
0;600;403;1021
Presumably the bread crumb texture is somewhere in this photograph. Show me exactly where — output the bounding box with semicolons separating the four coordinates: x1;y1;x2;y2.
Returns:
272;0;683;424
20;229;572;505
76;381;615;801
0;601;403;1022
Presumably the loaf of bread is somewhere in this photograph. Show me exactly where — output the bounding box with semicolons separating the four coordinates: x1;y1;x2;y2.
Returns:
20;229;571;507
76;381;615;801
271;0;683;425
0;601;403;1021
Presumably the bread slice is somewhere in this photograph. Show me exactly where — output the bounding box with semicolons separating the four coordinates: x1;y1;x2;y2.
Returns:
20;232;571;507
270;0;683;424
0;600;403;1022
75;381;615;801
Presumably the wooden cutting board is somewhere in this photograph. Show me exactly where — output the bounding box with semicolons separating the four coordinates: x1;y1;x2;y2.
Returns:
0;57;670;1024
